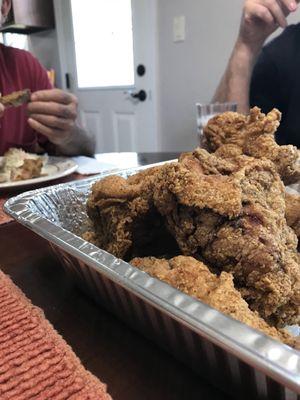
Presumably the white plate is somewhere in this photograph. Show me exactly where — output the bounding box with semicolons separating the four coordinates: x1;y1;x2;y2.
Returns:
0;156;78;189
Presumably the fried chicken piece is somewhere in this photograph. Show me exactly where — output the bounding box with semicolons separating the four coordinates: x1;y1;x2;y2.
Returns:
0;89;31;108
180;146;262;177
285;192;300;240
214;143;244;159
86;147;300;326
84;167;178;259
179;147;237;175
204;107;300;184
153;152;300;327
130;256;298;349
11;158;43;181
203;110;249;150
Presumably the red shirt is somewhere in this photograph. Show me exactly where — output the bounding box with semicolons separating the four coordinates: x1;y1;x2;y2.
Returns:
0;44;52;155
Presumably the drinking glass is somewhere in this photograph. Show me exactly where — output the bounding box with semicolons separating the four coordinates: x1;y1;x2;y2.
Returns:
196;102;237;146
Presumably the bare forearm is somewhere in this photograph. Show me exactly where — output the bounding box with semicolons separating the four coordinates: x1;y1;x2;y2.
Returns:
213;41;261;114
55;124;96;157
213;0;299;113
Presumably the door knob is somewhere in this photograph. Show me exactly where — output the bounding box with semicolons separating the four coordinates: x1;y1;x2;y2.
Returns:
130;90;147;102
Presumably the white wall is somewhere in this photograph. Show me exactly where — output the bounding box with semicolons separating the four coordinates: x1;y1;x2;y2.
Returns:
26;0;300;153
28;29;62;88
157;0;300;152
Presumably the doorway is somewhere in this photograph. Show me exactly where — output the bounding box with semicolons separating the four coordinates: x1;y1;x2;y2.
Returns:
55;0;159;153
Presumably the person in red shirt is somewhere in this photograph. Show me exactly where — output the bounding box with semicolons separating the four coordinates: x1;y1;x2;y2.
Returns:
0;0;94;156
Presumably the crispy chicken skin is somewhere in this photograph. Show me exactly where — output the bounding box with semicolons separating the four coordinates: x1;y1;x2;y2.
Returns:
86;148;300;327
85;106;300;329
130;256;298;348
285;192;300;240
152;152;300;327
204;107;300;184
84;167;178;259
0;89;31;108
84;167;158;258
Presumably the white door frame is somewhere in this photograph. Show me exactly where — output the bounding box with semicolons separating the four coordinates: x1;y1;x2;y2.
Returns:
53;0;161;153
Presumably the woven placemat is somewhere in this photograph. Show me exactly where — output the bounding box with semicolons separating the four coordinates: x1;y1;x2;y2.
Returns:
0;270;112;400
0;196;13;226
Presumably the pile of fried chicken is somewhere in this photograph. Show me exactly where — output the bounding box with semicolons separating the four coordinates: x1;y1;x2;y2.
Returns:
84;107;300;349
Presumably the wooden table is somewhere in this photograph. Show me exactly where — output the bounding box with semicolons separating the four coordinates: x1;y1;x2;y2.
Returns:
0;153;230;400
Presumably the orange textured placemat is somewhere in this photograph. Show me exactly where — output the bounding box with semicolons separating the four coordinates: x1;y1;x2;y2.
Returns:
0;270;112;400
0;196;12;226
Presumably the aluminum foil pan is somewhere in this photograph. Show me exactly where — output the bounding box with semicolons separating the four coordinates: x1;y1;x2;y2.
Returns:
4;163;300;399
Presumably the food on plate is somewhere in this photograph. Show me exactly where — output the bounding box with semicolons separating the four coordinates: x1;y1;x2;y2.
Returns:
0;89;31;108
0;147;46;183
10;158;43;181
204;107;300;184
131;256;298;349
84;106;300;347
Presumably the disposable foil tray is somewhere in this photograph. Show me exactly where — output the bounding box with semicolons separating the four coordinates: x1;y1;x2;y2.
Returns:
4;164;300;400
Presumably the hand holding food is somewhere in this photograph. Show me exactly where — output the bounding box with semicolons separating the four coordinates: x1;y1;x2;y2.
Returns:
27;88;78;146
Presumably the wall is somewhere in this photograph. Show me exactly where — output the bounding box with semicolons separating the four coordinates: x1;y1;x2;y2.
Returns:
157;0;300;152
26;1;300;153
28;29;62;88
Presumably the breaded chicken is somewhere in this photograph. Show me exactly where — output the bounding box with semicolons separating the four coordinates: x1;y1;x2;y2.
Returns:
84;167;178;259
152;152;300;327
285;192;300;240
85;149;300;326
85;113;300;328
204;107;300;184
130;256;298;349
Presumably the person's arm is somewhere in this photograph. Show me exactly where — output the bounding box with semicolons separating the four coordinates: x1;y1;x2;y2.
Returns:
213;40;260;113
23;51;95;157
213;0;298;113
27;89;95;157
53;124;96;157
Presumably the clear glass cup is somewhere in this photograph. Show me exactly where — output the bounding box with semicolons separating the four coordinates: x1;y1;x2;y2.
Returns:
196;102;237;146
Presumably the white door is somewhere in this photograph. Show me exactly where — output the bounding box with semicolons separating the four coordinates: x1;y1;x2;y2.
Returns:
54;0;159;153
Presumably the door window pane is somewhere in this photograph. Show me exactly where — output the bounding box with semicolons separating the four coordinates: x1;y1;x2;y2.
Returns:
3;33;28;50
71;0;135;89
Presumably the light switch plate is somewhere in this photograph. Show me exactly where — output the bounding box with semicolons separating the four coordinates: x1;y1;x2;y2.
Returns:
173;15;185;42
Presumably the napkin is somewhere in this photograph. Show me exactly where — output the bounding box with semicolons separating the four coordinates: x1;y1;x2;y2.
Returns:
72;156;118;175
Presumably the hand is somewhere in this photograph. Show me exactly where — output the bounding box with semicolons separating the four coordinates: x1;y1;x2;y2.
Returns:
238;0;299;53
27;89;78;146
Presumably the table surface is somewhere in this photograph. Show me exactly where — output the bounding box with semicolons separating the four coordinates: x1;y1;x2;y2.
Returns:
0;152;230;400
